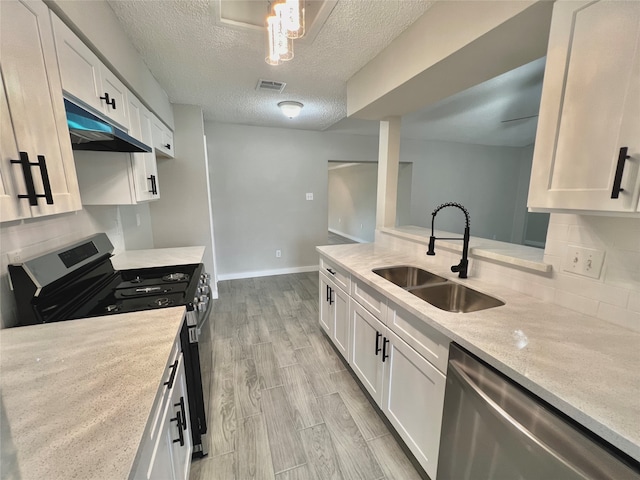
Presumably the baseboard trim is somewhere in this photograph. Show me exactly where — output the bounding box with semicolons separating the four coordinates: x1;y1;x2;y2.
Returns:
217;265;319;281
328;228;367;243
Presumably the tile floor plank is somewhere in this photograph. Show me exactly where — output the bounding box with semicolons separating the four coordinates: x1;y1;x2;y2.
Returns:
330;370;389;440
317;393;384;480
261;386;307;474
270;329;298;368
209;363;236;457
282;316;312;349
279;364;323;430
235;357;262;419
236;414;275;480
252;343;283;389
274;464;313;480
368;434;425;480
299;423;344;480
295;347;338;398
189;451;236;480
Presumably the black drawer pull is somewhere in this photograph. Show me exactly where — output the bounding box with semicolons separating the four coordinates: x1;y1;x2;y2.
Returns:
375;331;382;355
164;143;171;150
164;359;178;389
326;268;336;275
175;396;187;431
611;147;630;199
382;337;389;362
100;92;116;109
170;411;185;446
11;152;54;205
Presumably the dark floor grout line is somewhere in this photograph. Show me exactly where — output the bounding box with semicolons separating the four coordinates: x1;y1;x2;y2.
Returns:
366;432;392;442
272;461;307;476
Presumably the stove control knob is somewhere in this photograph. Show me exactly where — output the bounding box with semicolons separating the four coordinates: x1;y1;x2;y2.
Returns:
201;285;210;294
199;295;209;303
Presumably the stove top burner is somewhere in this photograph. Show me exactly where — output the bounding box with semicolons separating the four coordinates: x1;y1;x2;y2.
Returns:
163;272;189;282
150;297;174;307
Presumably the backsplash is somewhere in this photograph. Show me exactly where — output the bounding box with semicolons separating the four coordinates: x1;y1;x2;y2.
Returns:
0;205;153;328
377;214;639;332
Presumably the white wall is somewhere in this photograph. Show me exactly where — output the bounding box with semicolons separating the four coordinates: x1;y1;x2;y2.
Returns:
328;163;378;242
205;123;379;279
0;204;153;328
328;162;413;243
399;138;528;242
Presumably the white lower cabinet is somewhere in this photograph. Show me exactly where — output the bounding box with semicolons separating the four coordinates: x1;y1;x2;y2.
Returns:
319;271;350;359
134;339;192;480
382;329;446;480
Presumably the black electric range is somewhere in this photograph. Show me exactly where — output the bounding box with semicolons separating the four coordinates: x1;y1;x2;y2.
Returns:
8;233;211;458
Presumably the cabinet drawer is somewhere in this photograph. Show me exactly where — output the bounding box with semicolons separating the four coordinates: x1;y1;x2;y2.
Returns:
352;280;387;321
387;302;449;374
319;256;350;292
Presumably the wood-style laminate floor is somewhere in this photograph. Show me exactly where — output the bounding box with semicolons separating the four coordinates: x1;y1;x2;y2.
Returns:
190;272;426;480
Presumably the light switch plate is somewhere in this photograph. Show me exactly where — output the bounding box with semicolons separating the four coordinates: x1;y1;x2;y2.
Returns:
563;245;605;279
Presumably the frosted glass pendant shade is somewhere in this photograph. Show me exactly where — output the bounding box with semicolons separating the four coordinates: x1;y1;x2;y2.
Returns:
265;15;281;65
274;4;293;61
284;0;305;39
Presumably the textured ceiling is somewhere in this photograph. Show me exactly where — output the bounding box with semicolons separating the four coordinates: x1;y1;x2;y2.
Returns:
107;0;435;131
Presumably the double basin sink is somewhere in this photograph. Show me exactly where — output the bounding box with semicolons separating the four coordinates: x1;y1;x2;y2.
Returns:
373;266;504;313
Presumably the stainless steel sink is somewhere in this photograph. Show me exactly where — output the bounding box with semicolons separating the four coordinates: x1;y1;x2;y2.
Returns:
373;266;448;289
410;283;504;313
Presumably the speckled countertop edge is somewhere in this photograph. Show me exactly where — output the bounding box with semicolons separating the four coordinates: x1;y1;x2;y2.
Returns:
111;246;205;270
0;307;185;480
317;242;640;462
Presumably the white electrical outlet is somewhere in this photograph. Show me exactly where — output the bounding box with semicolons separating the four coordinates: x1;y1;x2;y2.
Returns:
306;193;313;201
275;249;282;258
136;213;141;227
563;245;605;279
7;249;23;264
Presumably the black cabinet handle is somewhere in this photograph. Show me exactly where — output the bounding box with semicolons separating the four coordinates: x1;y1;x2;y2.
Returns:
326;268;336;275
175;396;187;431
164;143;171;150
99;92;116;109
164;359;178;389
11;152;54;205
147;175;158;195
611;147;630;199
328;286;334;305
171;411;185;446
382;337;389;362
375;331;382;356
326;284;330;302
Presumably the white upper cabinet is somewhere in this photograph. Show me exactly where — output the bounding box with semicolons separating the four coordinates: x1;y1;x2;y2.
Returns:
50;12;130;130
128;94;160;202
151;115;175;158
0;0;81;223
528;0;640;213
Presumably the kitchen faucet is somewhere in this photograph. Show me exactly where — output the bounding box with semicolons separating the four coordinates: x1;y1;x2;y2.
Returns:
426;202;470;278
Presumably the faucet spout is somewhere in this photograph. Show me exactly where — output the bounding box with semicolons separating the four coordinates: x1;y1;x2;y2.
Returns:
427;202;470;278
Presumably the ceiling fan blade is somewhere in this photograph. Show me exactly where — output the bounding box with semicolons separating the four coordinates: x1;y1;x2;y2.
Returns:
501;114;539;123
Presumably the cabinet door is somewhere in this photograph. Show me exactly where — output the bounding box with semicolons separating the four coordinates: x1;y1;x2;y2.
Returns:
381;329;446;480
319;273;332;335
50;13;103;113
1;0;81;220
331;284;349;360
349;301;385;404
152;115;175;158
100;65;130;130
529;0;640;212
128;95;159;202
147;397;177;480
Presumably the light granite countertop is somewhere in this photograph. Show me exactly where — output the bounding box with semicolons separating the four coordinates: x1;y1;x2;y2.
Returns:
0;307;185;480
111;246;205;270
317;242;640;462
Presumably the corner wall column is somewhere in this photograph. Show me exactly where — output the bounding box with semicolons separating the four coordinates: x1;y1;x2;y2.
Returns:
376;116;401;228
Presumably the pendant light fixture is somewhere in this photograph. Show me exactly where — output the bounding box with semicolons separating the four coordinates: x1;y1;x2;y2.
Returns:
265;0;305;65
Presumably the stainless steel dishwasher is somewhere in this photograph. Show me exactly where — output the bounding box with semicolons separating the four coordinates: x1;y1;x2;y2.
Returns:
437;344;640;480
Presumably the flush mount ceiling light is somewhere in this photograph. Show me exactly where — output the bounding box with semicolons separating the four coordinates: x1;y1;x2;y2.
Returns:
265;0;305;65
278;101;303;118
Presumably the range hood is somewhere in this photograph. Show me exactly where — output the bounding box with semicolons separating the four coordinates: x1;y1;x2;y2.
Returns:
64;99;152;153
